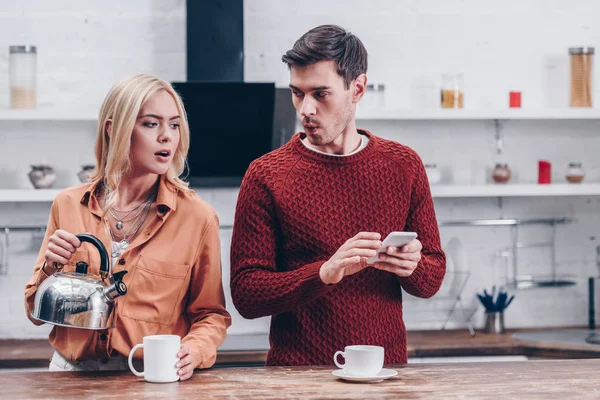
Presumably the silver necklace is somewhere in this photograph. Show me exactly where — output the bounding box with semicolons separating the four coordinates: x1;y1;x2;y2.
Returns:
108;197;153;258
109;193;154;230
109;201;148;230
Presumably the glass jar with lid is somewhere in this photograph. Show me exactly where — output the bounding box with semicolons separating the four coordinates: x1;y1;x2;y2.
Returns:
569;47;594;107
565;162;585;183
9;45;37;109
441;74;464;109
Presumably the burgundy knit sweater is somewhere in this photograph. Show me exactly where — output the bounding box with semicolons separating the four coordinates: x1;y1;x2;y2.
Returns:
230;130;446;366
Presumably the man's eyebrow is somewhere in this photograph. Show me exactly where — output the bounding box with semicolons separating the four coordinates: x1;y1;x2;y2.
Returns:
288;84;331;91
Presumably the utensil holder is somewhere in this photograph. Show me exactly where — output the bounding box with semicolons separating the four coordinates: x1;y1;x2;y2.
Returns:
484;312;505;334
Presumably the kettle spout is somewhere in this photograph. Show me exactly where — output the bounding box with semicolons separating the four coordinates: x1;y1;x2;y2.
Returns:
104;271;128;300
103;280;127;300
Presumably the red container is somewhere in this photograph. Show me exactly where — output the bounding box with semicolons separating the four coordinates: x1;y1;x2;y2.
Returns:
509;91;521;108
538;160;551;184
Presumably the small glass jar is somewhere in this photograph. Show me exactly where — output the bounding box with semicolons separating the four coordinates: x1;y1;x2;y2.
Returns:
10;45;37;109
569;47;594;108
492;163;511;183
441;74;464;109
425;163;441;185
361;83;385;110
565;162;585;183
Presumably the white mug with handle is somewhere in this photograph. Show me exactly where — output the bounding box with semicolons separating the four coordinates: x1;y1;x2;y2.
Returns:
333;345;384;377
128;334;181;383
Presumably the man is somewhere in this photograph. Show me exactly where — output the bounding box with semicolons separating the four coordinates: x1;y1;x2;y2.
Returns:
230;24;445;366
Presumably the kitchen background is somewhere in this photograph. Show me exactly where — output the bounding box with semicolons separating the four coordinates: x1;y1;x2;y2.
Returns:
1;0;600;346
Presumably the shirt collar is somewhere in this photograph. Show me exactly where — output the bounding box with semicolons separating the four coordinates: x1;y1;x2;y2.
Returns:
80;175;178;217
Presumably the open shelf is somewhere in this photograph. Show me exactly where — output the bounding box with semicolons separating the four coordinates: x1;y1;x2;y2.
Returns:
2;108;599;122
430;183;600;197
0;108;97;121
355;108;600;120
0;189;61;202
2;184;600;202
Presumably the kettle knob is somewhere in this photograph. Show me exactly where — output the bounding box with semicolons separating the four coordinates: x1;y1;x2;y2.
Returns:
76;261;89;274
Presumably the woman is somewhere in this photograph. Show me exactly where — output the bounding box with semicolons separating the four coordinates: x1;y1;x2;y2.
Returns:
24;74;231;380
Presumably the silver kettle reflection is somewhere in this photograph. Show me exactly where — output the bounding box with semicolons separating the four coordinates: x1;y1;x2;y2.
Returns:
32;233;127;329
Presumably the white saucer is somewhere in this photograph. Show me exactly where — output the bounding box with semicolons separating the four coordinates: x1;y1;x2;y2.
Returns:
332;368;398;383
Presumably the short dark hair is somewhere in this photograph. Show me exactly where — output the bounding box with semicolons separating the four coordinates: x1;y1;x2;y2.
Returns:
281;25;368;89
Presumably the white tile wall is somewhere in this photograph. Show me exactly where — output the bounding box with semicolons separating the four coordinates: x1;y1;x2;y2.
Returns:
1;0;600;339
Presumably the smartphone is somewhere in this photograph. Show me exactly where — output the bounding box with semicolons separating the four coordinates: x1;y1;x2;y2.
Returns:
366;231;418;264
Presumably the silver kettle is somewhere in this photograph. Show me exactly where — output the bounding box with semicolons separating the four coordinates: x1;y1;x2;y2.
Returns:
32;233;127;330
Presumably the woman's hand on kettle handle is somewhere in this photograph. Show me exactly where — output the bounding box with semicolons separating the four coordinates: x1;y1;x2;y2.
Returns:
44;229;82;266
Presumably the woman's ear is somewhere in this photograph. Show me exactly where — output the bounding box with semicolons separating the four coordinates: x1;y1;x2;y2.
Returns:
352;74;367;104
105;119;113;137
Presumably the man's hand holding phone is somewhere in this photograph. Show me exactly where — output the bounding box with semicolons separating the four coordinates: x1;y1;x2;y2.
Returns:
369;232;422;277
319;232;382;285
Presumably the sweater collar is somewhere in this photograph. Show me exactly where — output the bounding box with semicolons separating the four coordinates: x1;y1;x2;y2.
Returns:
292;129;377;164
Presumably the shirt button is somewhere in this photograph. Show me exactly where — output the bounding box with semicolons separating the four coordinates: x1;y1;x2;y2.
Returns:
118;258;126;265
100;334;107;341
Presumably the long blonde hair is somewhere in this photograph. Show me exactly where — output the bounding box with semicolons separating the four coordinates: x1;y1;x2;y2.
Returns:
90;74;191;215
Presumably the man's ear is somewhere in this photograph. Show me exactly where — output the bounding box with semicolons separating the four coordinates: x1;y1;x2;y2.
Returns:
105;119;112;137
352;74;367;104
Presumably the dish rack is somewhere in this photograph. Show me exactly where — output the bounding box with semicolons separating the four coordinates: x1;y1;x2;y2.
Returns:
493;218;575;289
441;217;575;290
403;270;476;336
438;270;476;335
0;225;46;275
422;217;574;336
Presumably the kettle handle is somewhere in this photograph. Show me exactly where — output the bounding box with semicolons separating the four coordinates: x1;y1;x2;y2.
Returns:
75;234;110;279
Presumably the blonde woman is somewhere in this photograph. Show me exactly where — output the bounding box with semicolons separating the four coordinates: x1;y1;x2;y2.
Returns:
24;74;231;380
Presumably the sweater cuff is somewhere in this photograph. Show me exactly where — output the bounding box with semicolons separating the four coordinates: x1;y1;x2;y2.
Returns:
398;260;427;288
301;261;333;296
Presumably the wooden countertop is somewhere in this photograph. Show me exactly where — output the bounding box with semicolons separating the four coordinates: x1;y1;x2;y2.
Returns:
4;359;600;399
3;328;600;368
407;328;600;359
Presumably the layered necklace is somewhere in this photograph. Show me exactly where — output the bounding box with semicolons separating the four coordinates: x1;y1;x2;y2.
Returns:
107;192;156;258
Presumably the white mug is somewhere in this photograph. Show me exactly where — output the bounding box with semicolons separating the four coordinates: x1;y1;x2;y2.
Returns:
333;345;384;377
128;334;181;383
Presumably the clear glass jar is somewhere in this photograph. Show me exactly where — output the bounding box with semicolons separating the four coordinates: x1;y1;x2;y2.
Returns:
569;47;594;107
492;163;511;183
441;74;464;109
10;45;37;109
360;83;385;110
425;163;441;185
565;162;585;183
